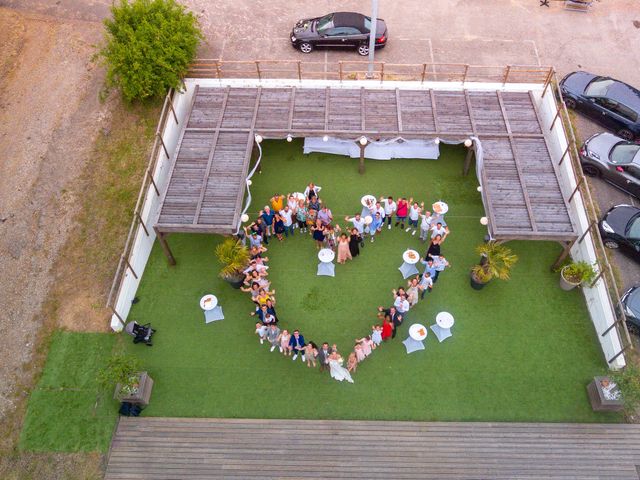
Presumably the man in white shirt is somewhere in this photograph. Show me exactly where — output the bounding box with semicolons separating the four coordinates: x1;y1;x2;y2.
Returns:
393;293;410;315
345;213;366;235
419;211;433;242
407;201;424;235
380;196;397;229
430;222;449;242
279;206;294;237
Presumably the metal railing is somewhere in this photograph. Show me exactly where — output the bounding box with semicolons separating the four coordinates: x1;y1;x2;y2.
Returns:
188;59;552;85
544;70;633;363
105;88;179;325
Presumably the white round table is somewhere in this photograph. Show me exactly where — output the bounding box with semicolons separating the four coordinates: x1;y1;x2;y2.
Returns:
436;311;455;329
409;323;428;341
399;249;420;279
361;194;376;208
403;249;420;265
318;248;335;263
200;294;218;311
432;201;449;215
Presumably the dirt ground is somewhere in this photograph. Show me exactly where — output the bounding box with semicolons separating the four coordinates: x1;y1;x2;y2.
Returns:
0;6;113;423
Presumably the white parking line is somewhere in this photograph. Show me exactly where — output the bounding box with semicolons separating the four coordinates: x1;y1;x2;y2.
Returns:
527;40;541;66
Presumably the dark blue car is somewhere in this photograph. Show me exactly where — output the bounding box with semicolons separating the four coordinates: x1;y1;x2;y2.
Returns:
560;71;640;141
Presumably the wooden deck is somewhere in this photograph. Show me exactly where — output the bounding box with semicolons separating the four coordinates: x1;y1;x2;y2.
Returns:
156;85;576;240
105;417;640;479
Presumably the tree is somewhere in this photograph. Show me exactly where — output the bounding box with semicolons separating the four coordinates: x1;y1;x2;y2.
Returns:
100;0;202;101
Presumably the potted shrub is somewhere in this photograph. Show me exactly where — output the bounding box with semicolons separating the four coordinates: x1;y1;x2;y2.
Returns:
469;241;518;290
559;260;596;291
98;353;153;405
215;237;250;288
610;363;640;417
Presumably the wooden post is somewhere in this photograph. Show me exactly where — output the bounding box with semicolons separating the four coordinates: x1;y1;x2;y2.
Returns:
380;62;385;83
558;144;570;166
568;176;585;203
339;62;343;83
541;68;553;98
168;99;179;124
357;141;367;174
463;64;469;84
463;145;475;176
147;170;160;196
123;255;138;279
154;227;176;266
589;269;605;288
136;211;149;236
110;306;125;327
551;239;576;271
578;220;596;244
214;60;222;79
503;65;511;86
255;61;261;81
297;61;302;82
421;63;427;83
608;344;630;364
550;108;561;131
601;319;621;337
157;132;170;159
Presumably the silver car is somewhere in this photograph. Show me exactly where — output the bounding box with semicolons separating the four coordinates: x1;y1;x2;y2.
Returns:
579;132;640;199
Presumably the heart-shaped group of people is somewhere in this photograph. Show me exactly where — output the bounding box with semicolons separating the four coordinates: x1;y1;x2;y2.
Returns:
240;183;452;383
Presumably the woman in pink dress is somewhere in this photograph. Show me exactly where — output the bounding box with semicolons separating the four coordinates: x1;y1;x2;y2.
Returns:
336;234;352;264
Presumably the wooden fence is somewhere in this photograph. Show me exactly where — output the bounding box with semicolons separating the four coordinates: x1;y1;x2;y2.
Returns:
188;60;552;85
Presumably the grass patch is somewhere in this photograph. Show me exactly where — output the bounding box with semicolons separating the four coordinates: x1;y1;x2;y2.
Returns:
19;332;119;453
124;140;619;422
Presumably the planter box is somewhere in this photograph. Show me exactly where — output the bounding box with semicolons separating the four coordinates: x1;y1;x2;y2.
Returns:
115;371;154;406
587;376;623;412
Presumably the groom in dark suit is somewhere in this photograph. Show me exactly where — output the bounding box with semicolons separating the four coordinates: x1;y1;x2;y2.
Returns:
317;342;333;372
289;330;306;361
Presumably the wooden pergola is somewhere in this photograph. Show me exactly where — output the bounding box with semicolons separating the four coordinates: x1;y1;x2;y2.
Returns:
155;85;576;263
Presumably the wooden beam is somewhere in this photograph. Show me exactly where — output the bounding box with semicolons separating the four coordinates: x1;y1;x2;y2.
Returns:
506;135;538;232
287;87;296;131
496;91;512;134
463;146;474;176
429;90;439;133
464;89;477;136
154;227;176;266
551;239;576;270
123;255;138;279
232;89;263;231
136;211;149;236
568;176;585;203
192;86;230;224
395;88;403;132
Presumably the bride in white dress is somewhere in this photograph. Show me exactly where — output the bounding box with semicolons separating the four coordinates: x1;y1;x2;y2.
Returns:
328;352;354;383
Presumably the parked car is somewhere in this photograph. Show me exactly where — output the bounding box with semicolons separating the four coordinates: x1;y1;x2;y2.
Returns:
559;71;640;141
290;12;387;56
619;285;640;335
579;132;640;198
599;204;640;256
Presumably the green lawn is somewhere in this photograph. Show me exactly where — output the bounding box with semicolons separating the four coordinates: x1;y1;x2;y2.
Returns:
19;332;119;452
123;140;619;422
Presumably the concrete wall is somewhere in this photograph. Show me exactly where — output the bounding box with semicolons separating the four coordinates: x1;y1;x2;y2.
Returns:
109;84;197;331
533;89;626;369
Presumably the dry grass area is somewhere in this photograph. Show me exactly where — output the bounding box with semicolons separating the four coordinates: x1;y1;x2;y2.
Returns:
0;7;160;475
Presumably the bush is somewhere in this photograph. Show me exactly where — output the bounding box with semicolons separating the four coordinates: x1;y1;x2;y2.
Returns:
100;0;202;101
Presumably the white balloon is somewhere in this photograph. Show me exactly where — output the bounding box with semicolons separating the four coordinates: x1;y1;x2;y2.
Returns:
480;217;489;226
241;214;249;223
477;186;482;192
254;134;263;143
247;179;252;186
359;136;368;145
286;135;293;142
464;139;473;147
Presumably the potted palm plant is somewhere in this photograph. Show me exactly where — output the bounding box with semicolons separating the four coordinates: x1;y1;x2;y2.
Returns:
469;241;518;290
215;237;250;288
98;353;153;405
559;260;596;291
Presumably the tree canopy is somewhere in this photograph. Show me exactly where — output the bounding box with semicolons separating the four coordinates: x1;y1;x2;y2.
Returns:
101;0;202;101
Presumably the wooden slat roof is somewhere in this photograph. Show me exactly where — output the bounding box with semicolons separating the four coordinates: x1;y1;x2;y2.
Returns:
156;85;576;240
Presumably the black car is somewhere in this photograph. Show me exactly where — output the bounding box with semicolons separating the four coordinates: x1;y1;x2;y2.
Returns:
290;12;387;56
599;204;640;256
619;285;640;335
560;71;640;141
579;132;640;199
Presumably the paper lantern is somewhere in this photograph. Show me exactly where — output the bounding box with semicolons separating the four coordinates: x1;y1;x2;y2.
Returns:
480;217;489;226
